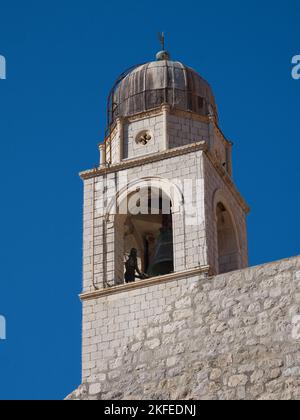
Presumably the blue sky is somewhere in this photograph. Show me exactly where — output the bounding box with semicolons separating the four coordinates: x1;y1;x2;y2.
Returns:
0;0;299;400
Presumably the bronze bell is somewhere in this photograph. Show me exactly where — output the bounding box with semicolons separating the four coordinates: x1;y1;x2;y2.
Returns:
147;226;174;277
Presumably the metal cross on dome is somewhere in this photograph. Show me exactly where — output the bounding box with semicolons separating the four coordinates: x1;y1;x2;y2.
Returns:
158;32;165;50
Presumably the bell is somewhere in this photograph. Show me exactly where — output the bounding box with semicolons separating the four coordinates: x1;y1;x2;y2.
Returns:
147;226;174;277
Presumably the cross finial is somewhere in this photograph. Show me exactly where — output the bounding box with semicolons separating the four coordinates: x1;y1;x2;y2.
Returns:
156;32;170;61
158;32;165;51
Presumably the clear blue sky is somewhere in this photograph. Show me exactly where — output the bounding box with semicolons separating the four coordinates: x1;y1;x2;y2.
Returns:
0;0;299;400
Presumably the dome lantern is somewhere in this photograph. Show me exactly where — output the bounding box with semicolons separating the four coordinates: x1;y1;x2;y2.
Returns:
156;50;171;61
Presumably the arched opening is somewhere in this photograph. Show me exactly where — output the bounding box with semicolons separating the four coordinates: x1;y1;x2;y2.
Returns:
216;202;240;274
115;187;174;284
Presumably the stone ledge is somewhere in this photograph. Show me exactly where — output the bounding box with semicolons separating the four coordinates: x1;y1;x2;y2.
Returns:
79;141;207;180
80;265;211;301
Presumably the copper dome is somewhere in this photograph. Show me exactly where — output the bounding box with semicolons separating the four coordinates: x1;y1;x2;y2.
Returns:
107;57;218;131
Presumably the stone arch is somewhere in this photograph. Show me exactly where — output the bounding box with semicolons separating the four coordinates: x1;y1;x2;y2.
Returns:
106;176;184;219
105;177;185;285
212;189;241;274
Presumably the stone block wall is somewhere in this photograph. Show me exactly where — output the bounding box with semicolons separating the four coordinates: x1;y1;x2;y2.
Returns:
167;112;231;177
105;109;231;171
82;149;210;292
208;124;229;171
68;255;300;400
82;147;248;292
123;115;164;159
167;114;208;149
203;154;249;275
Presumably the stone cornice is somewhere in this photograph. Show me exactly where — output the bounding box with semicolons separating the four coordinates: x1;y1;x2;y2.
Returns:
80;266;211;301
79;140;249;213
80;141;207;180
168;107;210;124
126;107;164;124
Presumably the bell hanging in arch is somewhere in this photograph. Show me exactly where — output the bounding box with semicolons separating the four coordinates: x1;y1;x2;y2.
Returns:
147;215;174;277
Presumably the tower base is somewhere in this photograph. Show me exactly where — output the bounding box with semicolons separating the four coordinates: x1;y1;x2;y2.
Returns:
67;256;300;401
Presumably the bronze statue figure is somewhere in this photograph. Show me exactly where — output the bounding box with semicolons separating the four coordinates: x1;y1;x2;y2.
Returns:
125;248;148;283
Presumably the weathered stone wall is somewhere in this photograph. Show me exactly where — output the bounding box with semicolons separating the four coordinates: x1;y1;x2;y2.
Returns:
123;115;164;159
82;106;248;292
68;255;300;400
203;154;249;275
82;149;209;292
167;114;208;149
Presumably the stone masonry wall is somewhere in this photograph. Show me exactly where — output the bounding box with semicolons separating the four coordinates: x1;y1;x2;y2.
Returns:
167;114;208;149
82;149;209;293
204;154;248;275
68;255;300;400
123;115;164;159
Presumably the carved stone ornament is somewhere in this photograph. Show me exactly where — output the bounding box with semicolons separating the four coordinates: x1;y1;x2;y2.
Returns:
136;131;152;146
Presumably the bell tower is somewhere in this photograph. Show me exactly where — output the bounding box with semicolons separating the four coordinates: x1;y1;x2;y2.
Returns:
76;50;250;390
81;50;249;294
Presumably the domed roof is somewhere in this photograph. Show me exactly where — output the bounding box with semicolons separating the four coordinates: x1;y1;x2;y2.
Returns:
107;54;218;130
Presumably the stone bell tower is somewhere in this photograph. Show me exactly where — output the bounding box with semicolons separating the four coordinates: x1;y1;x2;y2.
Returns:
72;49;250;397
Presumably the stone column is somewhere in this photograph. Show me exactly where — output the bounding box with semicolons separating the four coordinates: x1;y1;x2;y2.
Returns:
99;143;106;167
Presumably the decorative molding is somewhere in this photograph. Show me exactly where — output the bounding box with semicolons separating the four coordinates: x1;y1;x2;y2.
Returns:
126;108;163;123
80;143;248;214
136;130;152;146
168;107;209;124
80;265;211;301
80;140;249;213
80;141;207;179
